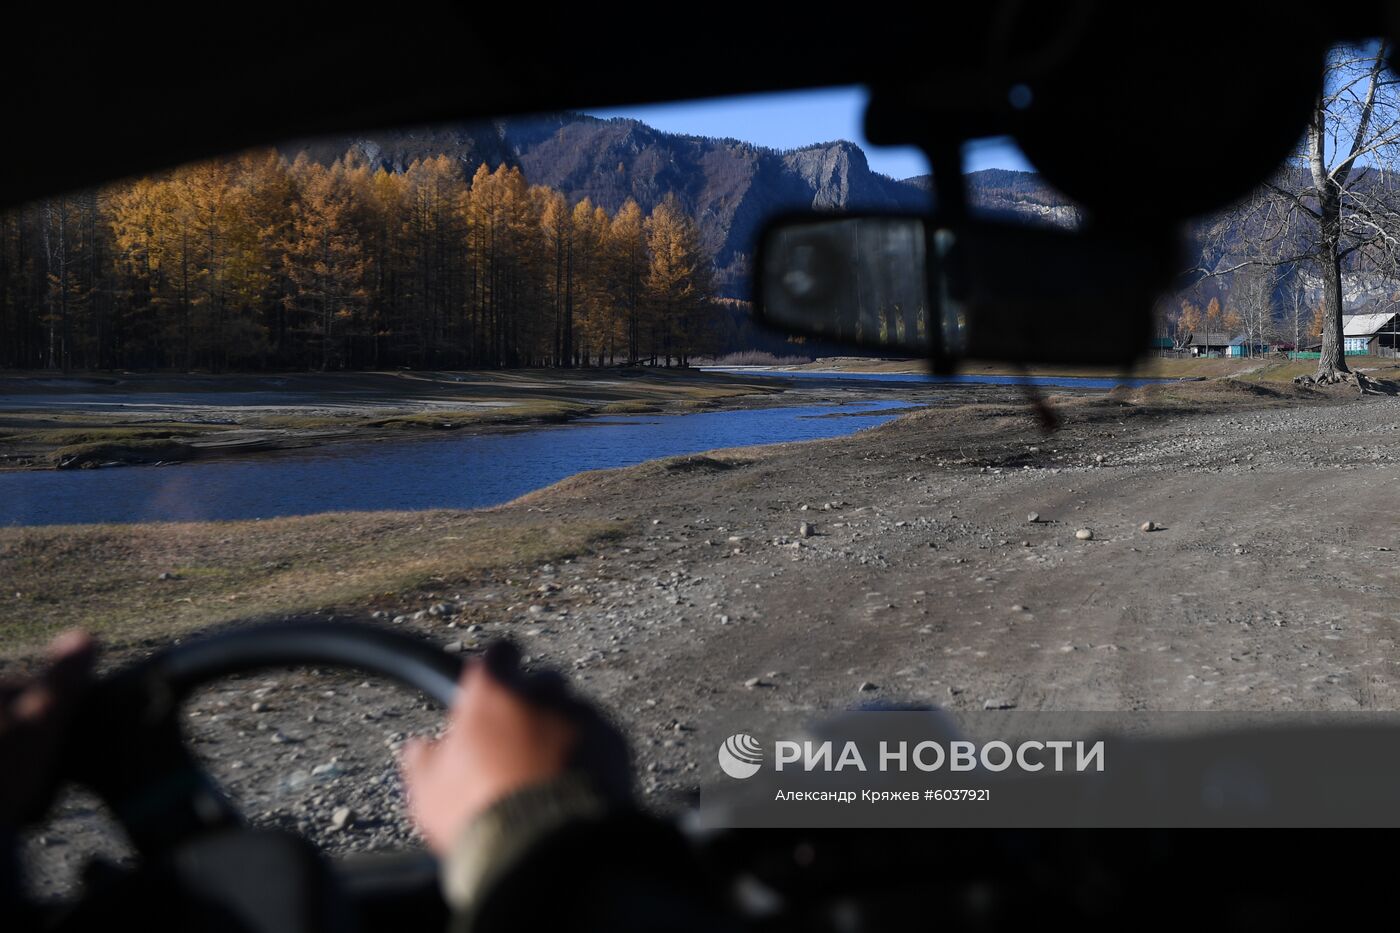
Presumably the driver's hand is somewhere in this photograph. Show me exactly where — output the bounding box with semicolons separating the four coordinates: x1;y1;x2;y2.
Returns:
400;654;577;855
0;631;94;830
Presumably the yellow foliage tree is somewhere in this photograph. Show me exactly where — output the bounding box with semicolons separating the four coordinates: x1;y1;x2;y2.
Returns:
15;148;725;370
1308;303;1326;339
644;194;715;366
281;157;368;370
607;199;647;363
1176;300;1201;349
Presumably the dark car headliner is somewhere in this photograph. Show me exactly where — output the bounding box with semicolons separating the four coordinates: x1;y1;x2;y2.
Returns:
2;3;1390;210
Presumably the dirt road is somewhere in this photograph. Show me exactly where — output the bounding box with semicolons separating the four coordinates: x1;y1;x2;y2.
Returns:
20;380;1400;891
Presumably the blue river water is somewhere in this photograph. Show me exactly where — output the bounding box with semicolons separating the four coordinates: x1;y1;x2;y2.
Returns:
0;401;913;527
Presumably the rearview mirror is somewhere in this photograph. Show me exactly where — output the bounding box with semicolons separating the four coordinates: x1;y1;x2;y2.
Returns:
755;214;1176;368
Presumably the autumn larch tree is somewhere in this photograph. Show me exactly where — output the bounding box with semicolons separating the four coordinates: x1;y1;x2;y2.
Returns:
608;199;647;364
644;194;715;366
537;189;568;366
2;147;725;371
282;157;368;370
1176;300;1202;352
1203;297;1222;356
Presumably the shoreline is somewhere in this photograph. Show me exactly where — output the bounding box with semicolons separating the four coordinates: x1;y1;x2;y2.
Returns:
4;357;1394;473
727;354;1400;381
0;368;792;472
0;373;1364;662
12;370;1400;871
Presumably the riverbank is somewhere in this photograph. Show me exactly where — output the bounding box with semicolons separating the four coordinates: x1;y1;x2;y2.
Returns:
9;360;1375;474
730;355;1249;377
0;400;916;526
0;369;787;471
774;355;1400;384
0;372;1363;659
13;371;1400;882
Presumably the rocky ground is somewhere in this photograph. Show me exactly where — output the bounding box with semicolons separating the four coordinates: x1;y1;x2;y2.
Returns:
20;377;1400;895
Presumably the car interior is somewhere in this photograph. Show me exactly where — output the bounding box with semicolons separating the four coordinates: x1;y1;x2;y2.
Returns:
8;3;1400;930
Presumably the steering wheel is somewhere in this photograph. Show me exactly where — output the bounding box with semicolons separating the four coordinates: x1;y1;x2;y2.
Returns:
44;620;467;933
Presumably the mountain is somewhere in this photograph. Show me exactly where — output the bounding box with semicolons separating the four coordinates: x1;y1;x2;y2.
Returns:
288;113;1366;317
285;113;929;297
908;169;1083;229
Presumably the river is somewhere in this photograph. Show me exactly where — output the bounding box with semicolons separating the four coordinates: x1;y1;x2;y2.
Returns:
0;400;913;527
1;368;1180;527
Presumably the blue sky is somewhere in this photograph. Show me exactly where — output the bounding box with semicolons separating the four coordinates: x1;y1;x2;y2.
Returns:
587;86;1033;180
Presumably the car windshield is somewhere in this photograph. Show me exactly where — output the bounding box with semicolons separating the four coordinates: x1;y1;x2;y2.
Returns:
6;50;1400;889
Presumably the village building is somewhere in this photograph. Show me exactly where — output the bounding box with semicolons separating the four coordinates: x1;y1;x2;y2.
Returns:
1183;332;1269;358
1341;311;1400;356
1297;312;1400;356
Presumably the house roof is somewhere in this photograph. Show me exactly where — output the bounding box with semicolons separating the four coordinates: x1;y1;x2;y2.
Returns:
1342;312;1400;336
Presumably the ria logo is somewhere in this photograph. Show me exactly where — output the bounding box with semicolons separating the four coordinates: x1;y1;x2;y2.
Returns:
718;733;764;779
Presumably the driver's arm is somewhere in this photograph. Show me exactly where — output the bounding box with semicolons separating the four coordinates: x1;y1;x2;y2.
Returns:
400;655;737;933
0;632;95;920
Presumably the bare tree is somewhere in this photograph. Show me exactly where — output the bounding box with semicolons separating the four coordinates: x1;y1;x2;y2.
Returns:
1198;43;1400;380
1290;285;1304;354
1233;264;1277;356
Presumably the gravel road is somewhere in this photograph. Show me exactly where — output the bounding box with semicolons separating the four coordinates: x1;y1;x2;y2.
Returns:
23;385;1400;894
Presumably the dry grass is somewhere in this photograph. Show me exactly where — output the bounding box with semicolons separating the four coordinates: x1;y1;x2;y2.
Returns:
1133;358;1265;378
788;354;1400;388
696;351;814;366
1112;377;1310;410
0;422;230;467
1234;360;1318;385
0;510;625;658
598;400;663;414
0;425;224;446
789;357;925;373
365;400;592;429
1354;358;1400;378
1227;358;1400;387
48;438;199;468
792;356;1275;379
